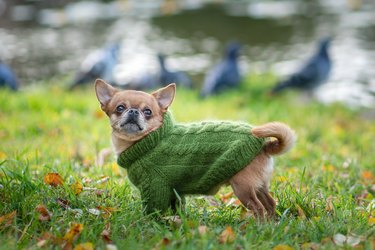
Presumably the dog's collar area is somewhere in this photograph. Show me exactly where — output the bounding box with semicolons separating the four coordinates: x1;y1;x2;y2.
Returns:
118;111;174;168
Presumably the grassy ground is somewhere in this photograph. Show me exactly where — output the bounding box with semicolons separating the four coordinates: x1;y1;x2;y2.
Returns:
0;75;374;249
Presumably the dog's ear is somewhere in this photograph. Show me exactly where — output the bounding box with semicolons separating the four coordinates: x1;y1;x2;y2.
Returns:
95;79;117;110
151;83;176;111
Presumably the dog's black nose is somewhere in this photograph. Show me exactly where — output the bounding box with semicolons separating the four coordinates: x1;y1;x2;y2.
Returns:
128;109;139;118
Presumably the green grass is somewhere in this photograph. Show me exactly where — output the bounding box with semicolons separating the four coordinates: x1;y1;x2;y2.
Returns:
0;75;375;249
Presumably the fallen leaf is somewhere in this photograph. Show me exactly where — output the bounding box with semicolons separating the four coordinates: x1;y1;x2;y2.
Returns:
362;171;375;181
63;223;84;243
220;191;234;203
71;181;83;195
163;215;182;227
0;151;7;160
0;210;16;226
97;206;119;213
35;204;52;221
346;235;361;247
94;109;105;119
95;189;105;196
297;205;306;219
88;208;101;216
273;244;294;250
198;225;208;236
322;165;335;172
36;232;54;248
225;198;242;207
325;195;334;212
218;226;235;244
96;176;110;185
105;244;118;250
101;224;112;243
82;178;93;184
160;238;171;246
153;237;171;249
73;242;94;250
320;237;332;244
369;217;375;225
333;233;346;246
44;173;64;187
57;198;71;210
301;242;319;250
276;176;288;182
69;209;83;218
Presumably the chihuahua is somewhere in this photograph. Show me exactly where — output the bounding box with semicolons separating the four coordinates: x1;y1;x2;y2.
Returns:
95;79;296;217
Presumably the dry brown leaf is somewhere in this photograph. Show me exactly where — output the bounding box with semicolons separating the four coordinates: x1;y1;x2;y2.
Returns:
198;225;208;236
63;223;84;243
0;210;16;226
362;171;375;181
82;178;93;184
71;181;83;195
36;232;55;248
297;205;306;219
160;238;171;246
94;109;105;119
220;191;234;203
101;224;112;243
44;173;64;187
320;237;332;244
325;195;334;212
163;215;182;227
57;198;71;210
96;176;110;185
0;151;7;160
273;244;294;250
73;242;94;250
218;226;235;244
96;206;118;219
35;204;52;221
321;165;335;172
369;217;375;225
301;242;319;250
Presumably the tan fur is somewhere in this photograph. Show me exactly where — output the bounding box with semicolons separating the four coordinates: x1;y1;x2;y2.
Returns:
95;79;296;218
252;122;296;155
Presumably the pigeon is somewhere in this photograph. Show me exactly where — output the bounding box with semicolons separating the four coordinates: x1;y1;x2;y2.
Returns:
271;38;332;94
70;43;120;89
124;54;192;90
158;53;192;88
0;60;19;91
200;42;242;97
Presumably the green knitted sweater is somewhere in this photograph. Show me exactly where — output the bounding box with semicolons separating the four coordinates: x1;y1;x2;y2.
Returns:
117;112;265;214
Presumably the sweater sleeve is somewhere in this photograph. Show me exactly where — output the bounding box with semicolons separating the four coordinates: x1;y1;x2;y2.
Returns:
141;177;173;214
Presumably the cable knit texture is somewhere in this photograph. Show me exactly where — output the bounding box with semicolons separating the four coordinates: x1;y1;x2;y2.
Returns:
117;112;265;214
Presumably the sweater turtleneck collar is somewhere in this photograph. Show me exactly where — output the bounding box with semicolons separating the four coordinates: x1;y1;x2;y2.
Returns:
117;111;174;168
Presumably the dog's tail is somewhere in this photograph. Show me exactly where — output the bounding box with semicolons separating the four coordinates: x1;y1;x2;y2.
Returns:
252;122;296;155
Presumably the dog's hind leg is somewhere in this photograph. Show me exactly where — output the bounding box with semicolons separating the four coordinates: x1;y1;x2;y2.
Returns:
231;181;266;217
256;187;276;216
230;152;274;218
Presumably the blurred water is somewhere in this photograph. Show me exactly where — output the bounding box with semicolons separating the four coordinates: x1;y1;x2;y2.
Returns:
0;0;374;107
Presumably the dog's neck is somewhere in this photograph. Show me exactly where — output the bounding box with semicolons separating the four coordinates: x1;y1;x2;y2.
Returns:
112;133;135;156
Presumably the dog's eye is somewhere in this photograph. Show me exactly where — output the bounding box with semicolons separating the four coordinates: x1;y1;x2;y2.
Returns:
143;109;152;116
116;105;126;113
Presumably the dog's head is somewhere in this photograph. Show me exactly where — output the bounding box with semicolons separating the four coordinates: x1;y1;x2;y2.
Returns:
95;79;176;143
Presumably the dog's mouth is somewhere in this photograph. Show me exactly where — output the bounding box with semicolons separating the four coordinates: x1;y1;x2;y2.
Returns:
120;119;144;133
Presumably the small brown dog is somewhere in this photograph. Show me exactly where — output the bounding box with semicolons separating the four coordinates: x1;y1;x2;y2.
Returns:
95;79;296;217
